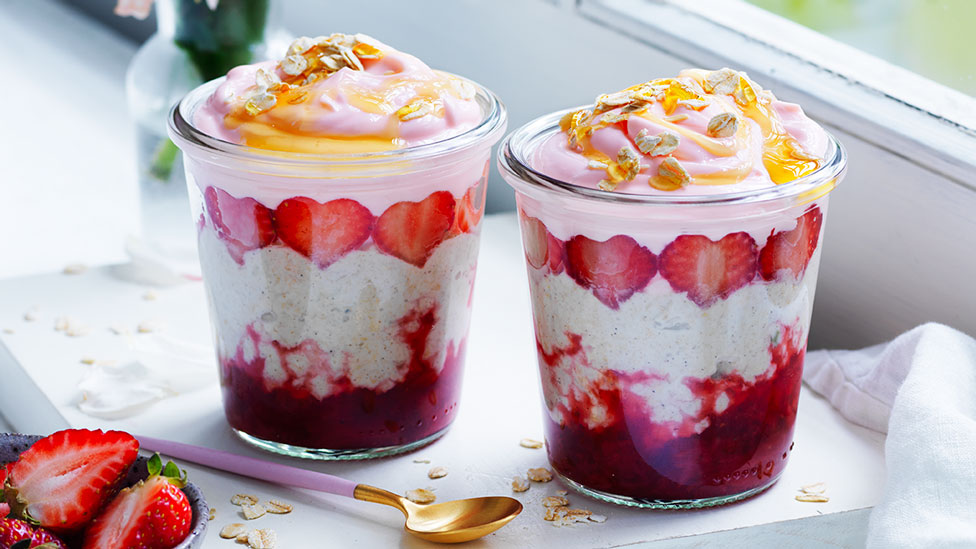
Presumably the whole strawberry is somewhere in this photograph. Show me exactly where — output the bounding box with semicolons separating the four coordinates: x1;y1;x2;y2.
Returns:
82;454;192;549
4;429;139;533
0;516;67;549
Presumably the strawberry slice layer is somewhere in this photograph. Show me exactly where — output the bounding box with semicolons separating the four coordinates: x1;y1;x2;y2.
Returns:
203;186;276;265
4;429;139;533
659;232;758;308
565;234;657;309
759;205;823;281
274;197;375;269
374;191;456;268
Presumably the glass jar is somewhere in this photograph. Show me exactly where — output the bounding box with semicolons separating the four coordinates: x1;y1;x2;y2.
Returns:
169;79;507;459
499;108;847;508
126;0;289;261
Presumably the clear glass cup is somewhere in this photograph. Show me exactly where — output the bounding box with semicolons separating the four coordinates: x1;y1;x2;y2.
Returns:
499;108;846;508
169;78;506;460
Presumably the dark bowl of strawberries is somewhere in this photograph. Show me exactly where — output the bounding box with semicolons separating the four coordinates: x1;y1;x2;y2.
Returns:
1;430;208;549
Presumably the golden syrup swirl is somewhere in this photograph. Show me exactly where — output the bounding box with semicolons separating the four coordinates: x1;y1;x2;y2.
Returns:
561;69;824;189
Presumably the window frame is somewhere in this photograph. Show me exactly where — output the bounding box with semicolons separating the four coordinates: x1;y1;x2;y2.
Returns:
577;0;976;192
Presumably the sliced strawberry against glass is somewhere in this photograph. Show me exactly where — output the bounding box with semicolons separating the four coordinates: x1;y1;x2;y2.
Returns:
373;191;456;268
0;517;67;549
3;429;139;533
547;233;566;274
518;214;567;274
274;197;375;269
659;232;758;308
759;205;823;281
519;215;550;270
82;454;192;549
454;184;485;235
564;234;657;309
203;186;276;265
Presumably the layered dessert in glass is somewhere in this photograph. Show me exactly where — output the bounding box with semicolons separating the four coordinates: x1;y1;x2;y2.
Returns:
169;34;506;459
499;69;846;507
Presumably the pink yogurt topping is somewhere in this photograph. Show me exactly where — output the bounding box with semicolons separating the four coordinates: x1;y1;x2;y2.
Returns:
193;33;483;153
532;68;829;196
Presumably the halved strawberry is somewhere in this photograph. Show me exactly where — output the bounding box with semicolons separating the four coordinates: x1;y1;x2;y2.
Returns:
3;430;138;533
203;186;276;265
373;191;456;267
759;206;823;281
454;184;485;235
82;454;192;549
0;517;67;548
659;232;758;307
564;234;657;309
274;197;375;269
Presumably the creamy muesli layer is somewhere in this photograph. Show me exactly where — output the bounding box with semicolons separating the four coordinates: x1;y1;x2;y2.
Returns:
199;228;479;396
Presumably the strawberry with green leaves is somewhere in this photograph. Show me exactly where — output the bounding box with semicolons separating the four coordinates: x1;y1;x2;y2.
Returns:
3;429;138;533
82;454;192;549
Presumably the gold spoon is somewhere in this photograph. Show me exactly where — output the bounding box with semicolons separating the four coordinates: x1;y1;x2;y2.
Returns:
137;435;522;543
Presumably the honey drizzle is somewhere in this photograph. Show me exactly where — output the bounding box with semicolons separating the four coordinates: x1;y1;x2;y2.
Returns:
564;71;822;188
223;36;471;154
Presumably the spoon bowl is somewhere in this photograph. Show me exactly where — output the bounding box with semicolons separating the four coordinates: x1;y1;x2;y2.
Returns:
355;485;523;543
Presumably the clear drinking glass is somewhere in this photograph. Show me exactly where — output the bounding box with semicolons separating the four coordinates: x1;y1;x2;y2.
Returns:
169;78;506;460
499;109;846;508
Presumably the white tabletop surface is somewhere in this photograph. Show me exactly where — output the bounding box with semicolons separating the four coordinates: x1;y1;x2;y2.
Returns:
0;2;886;546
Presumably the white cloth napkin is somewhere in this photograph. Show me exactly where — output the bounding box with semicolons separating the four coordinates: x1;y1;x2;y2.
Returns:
803;322;976;547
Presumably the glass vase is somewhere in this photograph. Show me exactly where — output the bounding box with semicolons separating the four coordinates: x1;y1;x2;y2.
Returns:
126;0;289;262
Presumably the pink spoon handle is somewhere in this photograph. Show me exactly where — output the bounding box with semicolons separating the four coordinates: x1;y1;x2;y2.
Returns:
136;434;358;499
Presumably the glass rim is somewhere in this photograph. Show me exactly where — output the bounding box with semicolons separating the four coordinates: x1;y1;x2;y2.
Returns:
169;72;507;168
498;106;847;207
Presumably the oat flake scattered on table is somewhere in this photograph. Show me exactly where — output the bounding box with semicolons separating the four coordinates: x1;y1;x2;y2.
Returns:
405;488;436;504
527;467;553;482
219;523;247;539
241;503;266;520
511;476;530;493
427;466;448;479
231;494;259;506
